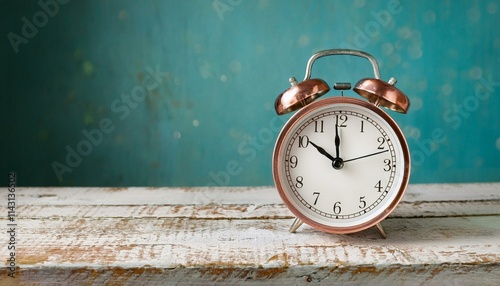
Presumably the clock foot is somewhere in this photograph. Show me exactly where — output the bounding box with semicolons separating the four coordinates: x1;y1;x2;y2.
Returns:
374;222;387;239
289;217;304;233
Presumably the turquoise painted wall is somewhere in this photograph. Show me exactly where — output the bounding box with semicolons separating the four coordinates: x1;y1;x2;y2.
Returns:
2;0;499;186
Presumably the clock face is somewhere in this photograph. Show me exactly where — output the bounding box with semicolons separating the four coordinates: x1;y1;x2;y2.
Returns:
273;97;410;233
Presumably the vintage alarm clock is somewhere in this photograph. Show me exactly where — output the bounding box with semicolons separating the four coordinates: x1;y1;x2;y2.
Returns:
272;49;410;238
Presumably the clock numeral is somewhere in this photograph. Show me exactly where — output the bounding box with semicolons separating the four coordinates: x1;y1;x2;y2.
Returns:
295;176;304;188
314;120;324;133
298;136;309;148
313;192;320;205
383;159;392;172
360;120;365;133
377;137;385;149
337;114;348;127
289;156;298;168
374;180;383;192
359;196;366;209
333;201;341;214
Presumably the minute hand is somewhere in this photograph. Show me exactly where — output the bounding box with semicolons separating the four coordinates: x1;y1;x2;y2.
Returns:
343;150;389;163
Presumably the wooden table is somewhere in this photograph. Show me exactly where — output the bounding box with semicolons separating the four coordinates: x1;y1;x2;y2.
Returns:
2;183;499;285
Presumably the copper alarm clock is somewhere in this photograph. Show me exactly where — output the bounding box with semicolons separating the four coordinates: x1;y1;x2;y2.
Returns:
272;49;410;238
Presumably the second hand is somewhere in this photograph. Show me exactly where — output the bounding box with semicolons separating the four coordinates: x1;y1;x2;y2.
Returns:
343;150;389;163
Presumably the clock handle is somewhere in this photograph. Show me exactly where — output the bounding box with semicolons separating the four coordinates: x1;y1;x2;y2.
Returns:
303;49;381;81
275;48;409;115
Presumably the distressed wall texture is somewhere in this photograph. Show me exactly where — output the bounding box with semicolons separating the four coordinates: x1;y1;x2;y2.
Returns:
1;0;499;186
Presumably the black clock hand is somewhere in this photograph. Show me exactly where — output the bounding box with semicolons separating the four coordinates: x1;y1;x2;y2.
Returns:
309;141;345;170
309;141;336;162
335;115;340;159
343;150;389;163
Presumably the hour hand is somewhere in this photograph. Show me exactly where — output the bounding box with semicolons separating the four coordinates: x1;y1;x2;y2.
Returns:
309;141;336;162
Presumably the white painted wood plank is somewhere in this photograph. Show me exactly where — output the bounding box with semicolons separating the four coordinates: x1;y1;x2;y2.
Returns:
16;183;500;206
14;198;500;220
13;216;500;267
14;183;500;219
403;182;500;202
16;186;284;205
3;215;500;285
4;263;498;286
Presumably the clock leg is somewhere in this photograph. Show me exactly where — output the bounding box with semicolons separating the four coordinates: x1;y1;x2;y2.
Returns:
289;217;304;233
374;222;387;239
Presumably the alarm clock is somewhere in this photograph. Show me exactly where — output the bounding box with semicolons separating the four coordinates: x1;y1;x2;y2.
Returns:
272;49;410;238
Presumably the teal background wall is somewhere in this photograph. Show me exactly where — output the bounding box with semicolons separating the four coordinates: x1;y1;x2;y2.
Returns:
1;0;499;187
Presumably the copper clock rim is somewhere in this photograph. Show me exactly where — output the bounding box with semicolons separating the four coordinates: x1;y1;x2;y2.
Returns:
272;96;411;234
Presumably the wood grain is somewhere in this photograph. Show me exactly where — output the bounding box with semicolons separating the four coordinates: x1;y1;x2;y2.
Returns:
1;183;499;285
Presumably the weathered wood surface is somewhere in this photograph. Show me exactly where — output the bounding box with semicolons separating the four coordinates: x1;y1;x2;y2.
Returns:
1;183;499;285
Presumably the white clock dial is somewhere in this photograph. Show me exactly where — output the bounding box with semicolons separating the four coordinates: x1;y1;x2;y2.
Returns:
273;97;410;233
